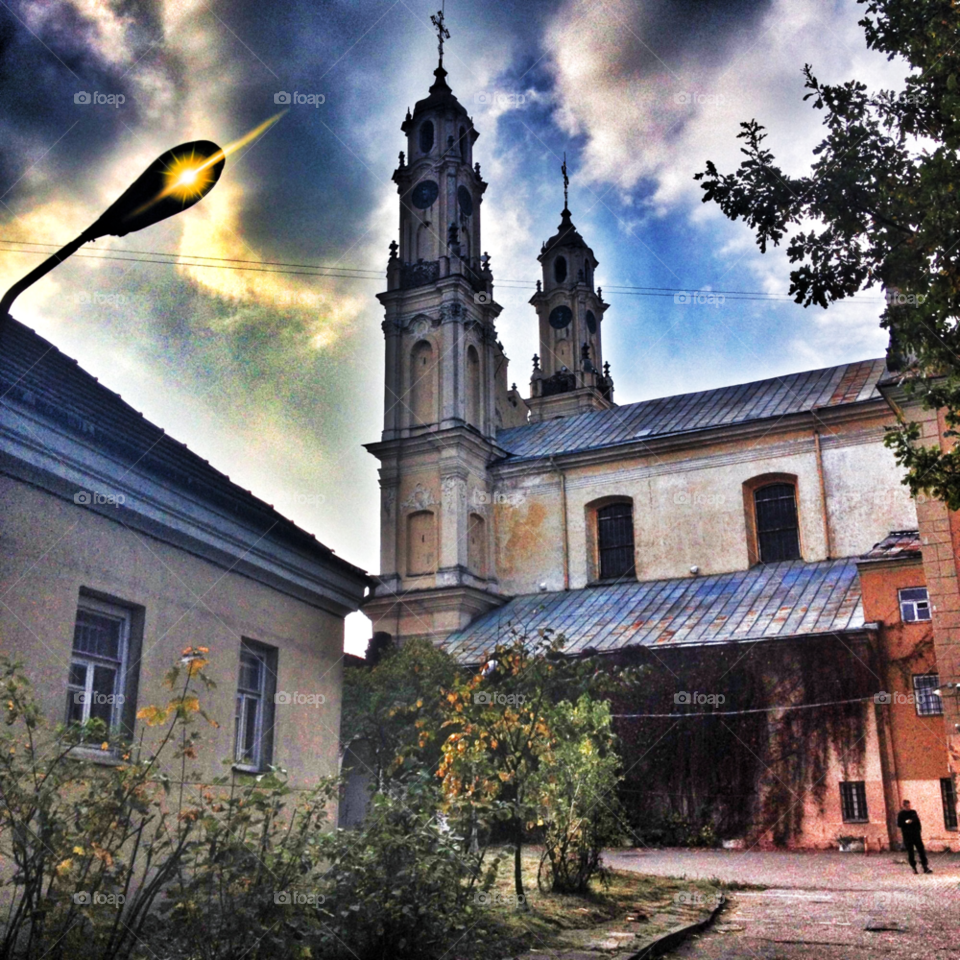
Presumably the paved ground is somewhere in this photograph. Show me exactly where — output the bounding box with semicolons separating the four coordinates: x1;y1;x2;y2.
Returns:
606;848;960;959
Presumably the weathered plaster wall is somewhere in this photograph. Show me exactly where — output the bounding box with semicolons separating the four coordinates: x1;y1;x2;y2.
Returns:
0;477;344;791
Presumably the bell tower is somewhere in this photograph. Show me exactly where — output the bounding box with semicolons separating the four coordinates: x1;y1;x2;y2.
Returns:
363;12;520;646
528;157;614;422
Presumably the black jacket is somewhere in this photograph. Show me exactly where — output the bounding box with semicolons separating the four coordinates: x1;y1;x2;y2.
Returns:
897;809;922;839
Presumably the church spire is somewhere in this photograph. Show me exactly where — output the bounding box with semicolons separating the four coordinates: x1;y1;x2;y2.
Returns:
562;152;570;213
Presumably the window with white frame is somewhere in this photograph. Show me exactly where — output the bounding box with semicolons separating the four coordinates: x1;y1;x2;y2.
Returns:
234;643;276;770
65;598;130;735
913;673;943;716
899;587;932;622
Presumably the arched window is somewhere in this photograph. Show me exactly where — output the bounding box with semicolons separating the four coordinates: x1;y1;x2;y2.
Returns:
554;256;567;283
468;513;486;578
754;482;800;562
406;511;436;576
465;344;481;427
419;120;434;154
409;340;436;426
597;502;635;580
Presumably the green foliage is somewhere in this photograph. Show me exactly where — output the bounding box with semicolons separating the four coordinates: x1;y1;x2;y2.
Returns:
342;638;459;783
314;781;500;960
531;696;624;894
0;649;216;960
695;0;960;504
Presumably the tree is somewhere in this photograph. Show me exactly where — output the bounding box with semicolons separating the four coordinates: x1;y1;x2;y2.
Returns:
695;0;960;506
341;637;459;787
433;630;629;902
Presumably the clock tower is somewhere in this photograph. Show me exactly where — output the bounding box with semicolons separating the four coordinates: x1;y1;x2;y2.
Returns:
528;159;614;422
363;15;524;647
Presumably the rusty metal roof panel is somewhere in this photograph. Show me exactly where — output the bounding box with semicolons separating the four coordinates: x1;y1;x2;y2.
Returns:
497;359;887;462
443;559;865;663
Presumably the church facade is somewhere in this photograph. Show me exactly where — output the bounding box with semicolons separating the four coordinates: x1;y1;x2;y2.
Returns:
363;55;960;850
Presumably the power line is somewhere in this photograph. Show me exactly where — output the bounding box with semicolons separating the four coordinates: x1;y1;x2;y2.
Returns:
0;238;885;302
611;695;877;719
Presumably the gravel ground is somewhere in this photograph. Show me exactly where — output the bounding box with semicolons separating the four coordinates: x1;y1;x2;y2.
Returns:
605;848;960;959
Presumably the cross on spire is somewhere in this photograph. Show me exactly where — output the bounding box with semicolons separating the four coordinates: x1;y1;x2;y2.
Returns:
431;7;450;65
561;152;570;211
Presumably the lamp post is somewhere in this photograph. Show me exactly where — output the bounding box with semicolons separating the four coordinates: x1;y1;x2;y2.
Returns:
0;139;225;322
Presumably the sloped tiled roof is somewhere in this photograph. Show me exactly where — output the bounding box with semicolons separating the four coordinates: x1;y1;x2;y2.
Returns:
496;359;887;462
859;529;922;562
0;317;366;577
443;559;866;664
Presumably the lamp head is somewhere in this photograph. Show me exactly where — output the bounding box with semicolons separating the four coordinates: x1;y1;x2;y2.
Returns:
87;139;224;239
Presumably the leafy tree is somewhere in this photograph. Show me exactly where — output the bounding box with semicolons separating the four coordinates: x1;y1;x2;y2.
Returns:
433;631;630;902
695;0;960;505
341;637;459;786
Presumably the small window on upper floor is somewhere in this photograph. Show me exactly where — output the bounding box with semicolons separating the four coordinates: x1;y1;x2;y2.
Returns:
899;587;931;622
554;256;567;283
459;125;467;163
419;120;434;154
754;482;800;563
597;502;636;581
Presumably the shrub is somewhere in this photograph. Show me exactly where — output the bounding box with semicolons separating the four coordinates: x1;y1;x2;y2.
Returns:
313;780;500;960
531;696;624;893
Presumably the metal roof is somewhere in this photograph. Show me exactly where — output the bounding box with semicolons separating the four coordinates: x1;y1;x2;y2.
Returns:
0;317;367;577
443;559;866;663
496;359;887;462
859;529;922;562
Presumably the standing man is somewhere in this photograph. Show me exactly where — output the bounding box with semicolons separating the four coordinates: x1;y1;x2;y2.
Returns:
897;800;933;874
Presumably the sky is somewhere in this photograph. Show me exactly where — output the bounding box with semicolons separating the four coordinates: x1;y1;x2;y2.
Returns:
0;0;908;653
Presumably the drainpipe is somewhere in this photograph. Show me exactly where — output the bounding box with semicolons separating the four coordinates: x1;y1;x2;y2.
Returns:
550;456;570;590
812;410;832;559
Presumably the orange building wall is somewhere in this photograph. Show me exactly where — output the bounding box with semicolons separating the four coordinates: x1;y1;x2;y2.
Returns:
858;555;958;850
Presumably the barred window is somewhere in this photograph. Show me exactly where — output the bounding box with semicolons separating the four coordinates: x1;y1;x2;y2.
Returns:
913;673;943;716
66;600;130;734
899;587;931;622
754;483;800;563
840;781;869;823
941;778;958;830
597;502;635;581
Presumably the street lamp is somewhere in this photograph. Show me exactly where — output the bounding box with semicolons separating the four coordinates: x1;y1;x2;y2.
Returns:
0;139;225;319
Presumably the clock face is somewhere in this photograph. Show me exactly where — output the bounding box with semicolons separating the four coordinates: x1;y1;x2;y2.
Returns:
457;185;473;217
586;310;597;334
549;305;573;329
411;180;439;209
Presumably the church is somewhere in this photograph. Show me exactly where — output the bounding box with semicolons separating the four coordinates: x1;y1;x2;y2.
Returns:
361;37;959;851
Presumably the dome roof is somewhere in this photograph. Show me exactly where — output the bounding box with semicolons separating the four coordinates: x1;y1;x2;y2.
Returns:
402;64;470;131
540;206;593;259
